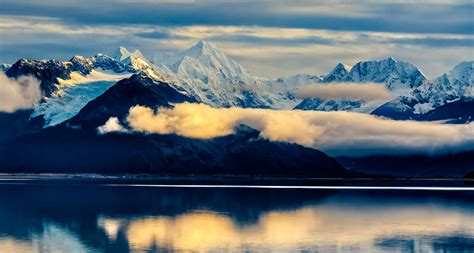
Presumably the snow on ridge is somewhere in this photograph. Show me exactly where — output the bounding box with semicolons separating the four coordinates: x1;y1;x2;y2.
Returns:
57;70;132;86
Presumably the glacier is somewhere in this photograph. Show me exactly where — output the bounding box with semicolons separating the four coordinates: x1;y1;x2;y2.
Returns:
31;69;131;127
32;80;118;126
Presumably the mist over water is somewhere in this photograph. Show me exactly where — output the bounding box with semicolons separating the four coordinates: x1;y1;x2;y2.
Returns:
0;183;473;252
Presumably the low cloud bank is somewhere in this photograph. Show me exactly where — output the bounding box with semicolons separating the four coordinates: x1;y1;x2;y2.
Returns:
294;82;393;101
0;72;42;112
98;103;474;156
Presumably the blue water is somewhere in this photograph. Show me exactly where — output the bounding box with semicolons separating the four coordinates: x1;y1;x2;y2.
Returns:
0;183;473;252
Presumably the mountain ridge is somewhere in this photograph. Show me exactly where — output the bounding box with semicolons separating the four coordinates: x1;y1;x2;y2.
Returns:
373;61;474;120
294;57;427;112
2;41;472;126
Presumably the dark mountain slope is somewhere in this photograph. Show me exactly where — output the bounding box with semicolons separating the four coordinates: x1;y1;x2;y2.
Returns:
0;73;349;177
66;74;196;129
372;98;474;123
0;126;350;177
337;151;474;178
419;99;474;123
0;110;45;141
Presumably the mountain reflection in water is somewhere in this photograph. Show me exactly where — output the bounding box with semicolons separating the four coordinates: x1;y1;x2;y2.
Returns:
0;184;473;252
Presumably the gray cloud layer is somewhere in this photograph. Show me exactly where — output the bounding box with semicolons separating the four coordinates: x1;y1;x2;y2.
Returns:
294;82;393;101
0;0;472;78
1;1;472;34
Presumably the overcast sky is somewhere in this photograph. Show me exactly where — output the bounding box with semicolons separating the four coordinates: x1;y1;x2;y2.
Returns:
0;0;472;78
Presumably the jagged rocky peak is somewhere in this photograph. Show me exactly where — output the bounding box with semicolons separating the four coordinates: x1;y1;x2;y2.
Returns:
111;47;148;62
92;53;127;73
111;46;132;61
109;46;152;72
324;63;352;82
372;60;474;120
347;57;426;92
0;63;12;72
448;61;473;85
169;40;254;83
6;58;74;96
293;57;427;113
184;40;221;58
69;55;94;75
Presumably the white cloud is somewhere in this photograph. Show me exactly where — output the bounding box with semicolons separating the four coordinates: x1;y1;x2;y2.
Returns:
97;117;126;134
0;72;42;112
120;103;474;156
294;82;393;101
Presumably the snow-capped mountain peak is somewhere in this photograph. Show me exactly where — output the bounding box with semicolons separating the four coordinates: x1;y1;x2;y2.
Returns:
449;61;473;85
295;57;427;112
170;40;253;84
346;57;426;93
323;63;351;82
111;46;132;62
372;60;474;118
151;40;288;108
182;40;217;58
106;47;153;73
122;50;151;70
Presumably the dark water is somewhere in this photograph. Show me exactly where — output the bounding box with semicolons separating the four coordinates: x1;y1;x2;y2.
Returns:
0;183;473;252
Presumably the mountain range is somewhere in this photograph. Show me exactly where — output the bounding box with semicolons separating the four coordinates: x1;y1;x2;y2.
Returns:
5;40;472;124
4;40;472;123
0;40;473;177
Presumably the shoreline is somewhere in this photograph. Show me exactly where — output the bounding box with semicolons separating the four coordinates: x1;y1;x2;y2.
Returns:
0;173;472;187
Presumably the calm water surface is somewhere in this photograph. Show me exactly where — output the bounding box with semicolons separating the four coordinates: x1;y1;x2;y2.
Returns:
0;183;473;252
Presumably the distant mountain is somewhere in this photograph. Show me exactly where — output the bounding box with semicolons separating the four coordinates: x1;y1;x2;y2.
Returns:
2;42;472;134
67;74;195;129
295;98;364;112
111;46;133;61
1;41;472;177
6;59;76;97
0;64;11;72
323;63;351;83
419;98;473;123
373;61;474;120
2;47;165;128
154;40;300;109
345;57;426;92
6;46;161;95
294;57;426;112
163;40;256;84
337;150;474;178
6;56;115;97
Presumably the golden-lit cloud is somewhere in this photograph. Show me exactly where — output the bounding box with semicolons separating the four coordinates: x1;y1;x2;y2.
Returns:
118;102;474;155
127;104;239;139
294;82;393;101
0;73;42;112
